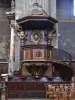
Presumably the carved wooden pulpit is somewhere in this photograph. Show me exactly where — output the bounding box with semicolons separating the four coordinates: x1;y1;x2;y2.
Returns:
16;1;73;80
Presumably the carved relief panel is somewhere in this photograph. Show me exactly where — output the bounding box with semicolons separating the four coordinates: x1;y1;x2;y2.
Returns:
33;49;44;59
23;48;45;60
23;48;31;60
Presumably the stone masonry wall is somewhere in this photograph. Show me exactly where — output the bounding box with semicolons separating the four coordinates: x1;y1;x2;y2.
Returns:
0;6;10;61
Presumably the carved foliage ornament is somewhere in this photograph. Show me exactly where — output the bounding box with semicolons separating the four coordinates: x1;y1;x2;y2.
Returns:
22;62;52;76
22;62;52;66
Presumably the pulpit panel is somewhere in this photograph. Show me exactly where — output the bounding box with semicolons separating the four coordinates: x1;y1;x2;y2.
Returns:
23;48;31;60
23;48;47;60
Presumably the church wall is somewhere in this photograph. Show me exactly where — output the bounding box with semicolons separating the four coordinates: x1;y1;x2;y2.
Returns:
0;0;10;75
56;0;75;75
56;0;73;19
0;1;10;61
15;0;56;18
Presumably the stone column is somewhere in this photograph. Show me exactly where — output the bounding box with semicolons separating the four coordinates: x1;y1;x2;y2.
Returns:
49;0;56;18
15;36;20;71
9;24;15;73
15;0;21;71
6;0;15;74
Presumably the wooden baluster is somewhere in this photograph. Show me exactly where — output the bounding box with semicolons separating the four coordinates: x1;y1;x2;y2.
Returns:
56;88;60;100
48;85;52;100
60;85;66;100
70;89;75;99
45;85;52;100
70;83;75;99
62;91;67;100
60;84;64;92
65;86;70;99
62;86;69;100
52;86;55;100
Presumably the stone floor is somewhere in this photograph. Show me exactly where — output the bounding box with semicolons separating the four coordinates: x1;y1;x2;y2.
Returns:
9;99;46;100
3;98;45;100
7;99;75;100
2;94;45;100
8;99;75;100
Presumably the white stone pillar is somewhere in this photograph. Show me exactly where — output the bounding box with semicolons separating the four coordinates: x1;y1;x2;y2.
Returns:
49;0;56;18
15;36;20;71
8;25;15;74
15;1;21;71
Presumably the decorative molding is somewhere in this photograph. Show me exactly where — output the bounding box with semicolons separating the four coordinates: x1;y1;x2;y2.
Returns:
22;62;51;66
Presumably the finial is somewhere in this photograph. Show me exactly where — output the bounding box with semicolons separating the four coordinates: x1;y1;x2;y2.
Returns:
35;0;38;2
33;0;39;6
34;0;38;3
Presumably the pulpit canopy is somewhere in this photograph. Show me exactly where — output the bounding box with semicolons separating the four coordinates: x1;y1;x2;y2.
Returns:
16;1;58;30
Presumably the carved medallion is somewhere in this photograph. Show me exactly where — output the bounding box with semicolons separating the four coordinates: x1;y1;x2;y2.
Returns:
31;30;41;44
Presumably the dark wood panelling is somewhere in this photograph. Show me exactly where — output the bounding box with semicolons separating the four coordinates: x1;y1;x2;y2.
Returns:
0;62;8;74
6;81;71;98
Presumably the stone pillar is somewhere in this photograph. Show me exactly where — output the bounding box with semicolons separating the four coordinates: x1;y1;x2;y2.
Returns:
6;0;15;74
9;24;15;73
15;36;20;71
15;0;21;71
49;0;56;18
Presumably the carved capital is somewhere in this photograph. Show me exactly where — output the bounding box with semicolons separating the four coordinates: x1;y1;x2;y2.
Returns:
10;20;15;28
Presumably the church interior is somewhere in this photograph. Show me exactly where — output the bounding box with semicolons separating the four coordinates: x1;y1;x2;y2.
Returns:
0;0;75;100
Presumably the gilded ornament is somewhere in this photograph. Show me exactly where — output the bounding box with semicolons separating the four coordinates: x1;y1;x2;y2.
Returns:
31;30;41;44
